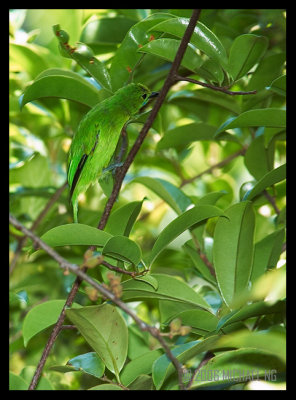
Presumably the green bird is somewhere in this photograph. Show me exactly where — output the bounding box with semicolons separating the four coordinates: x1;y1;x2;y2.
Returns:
67;83;158;222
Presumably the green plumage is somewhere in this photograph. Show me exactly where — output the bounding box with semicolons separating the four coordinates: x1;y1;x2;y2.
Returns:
68;83;156;222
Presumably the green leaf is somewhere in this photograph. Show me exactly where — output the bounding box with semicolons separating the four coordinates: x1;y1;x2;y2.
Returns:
53;24;112;92
152;341;197;389
216;300;285;331
9;372;28;390
109;13;174;90
247;52;286;91
213;201;255;307
138;38;204;73
152;335;220;389
244;134;275;180
22;299;80;346
102;235;142;265
189;348;285;389
134;275;159;290
40;223;112;248
215;108;286;137
20;68;103;110
216;329;286;363
68;352;105;378
105;200;144;236
182;241;216;284
131;177;192;215
243;163;286;201
120;349;163;387
268;75;286;97
159;301;218;335
10;43;50;79
250;229;285;283
66;304;128;380
150;18;228;69
80;17;135;46
169;89;241;115
148;205;225;266
122;273;210;310
89;384;123;390
157;123;218;152
228;34;268;81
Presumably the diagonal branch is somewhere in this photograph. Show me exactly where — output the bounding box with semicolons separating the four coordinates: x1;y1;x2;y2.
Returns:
174;75;257;96
9;213;186;390
24;9;202;390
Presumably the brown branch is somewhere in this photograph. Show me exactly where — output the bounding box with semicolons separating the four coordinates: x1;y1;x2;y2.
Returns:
9;181;68;275
101;260;148;277
23;9;202;391
180;147;247;187
174;75;257;96
9;214;186;390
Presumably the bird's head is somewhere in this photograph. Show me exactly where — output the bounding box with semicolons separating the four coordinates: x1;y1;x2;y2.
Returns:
115;83;159;116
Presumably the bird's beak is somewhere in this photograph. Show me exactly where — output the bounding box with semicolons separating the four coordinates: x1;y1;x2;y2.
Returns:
149;91;159;99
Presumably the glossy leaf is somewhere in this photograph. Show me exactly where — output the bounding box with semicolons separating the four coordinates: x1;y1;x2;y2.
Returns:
169;89;241;115
213;201;255;307
148;205;225;266
157;123;218;152
250;229;285;283
138;38;204;73
109;13;174;90
215;108;286;137
66;304;128;380
20;68;103;110
80;17;135;45
217;329;286;363
190;348;285;389
160;302;218;335
122;273;210;310
150;18;228;69
89;384;123;390
243;163;286;201
53;24;112;92
102;235;142;265
228;34;268;81
22;300;80;346
105;200;144;236
152;335;219;389
40;223;112;248
182;241;216;284
247;52;286;91
268;75;286;97
244;134;275;180
131;176;192;214
68;352;105;378
120;349;163;386
216;300;285;331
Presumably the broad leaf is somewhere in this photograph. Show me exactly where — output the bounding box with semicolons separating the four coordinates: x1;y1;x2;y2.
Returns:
148;205;225;266
40;223;112;248
150;18;228;69
228;34;268;81
213;201;255;307
66;304;128;380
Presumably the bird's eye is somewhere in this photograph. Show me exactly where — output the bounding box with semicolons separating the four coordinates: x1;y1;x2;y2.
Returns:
142;93;147;100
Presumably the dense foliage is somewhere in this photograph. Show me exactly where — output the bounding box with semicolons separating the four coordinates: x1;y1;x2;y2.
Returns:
9;9;286;390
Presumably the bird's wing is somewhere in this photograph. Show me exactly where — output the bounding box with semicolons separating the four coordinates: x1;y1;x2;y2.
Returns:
67;121;99;198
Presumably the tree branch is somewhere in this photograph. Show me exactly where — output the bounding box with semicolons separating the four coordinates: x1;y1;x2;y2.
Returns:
9;181;68;275
9;214;186;390
21;9;202;390
174;74;257;96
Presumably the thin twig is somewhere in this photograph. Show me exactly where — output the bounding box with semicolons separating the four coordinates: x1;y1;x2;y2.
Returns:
101;260;149;277
9;214;186;390
180;147;247;187
23;9;202;390
9;181;68;275
174;75;257;96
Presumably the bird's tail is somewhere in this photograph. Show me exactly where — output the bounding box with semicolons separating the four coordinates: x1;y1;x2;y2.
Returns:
72;196;78;223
